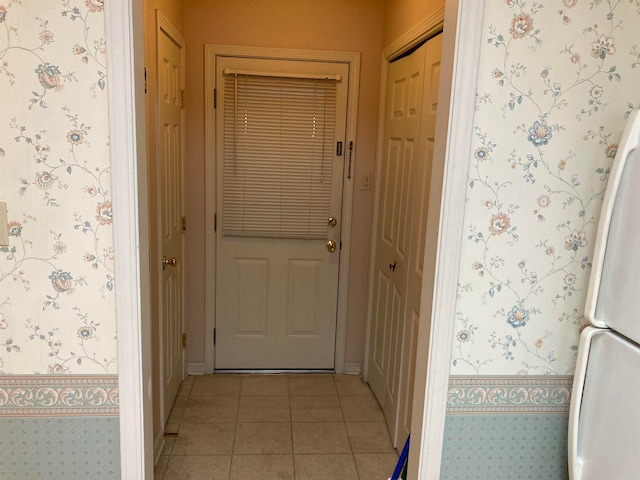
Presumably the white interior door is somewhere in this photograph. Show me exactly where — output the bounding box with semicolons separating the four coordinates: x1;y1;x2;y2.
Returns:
214;56;349;369
397;34;442;444
157;18;185;425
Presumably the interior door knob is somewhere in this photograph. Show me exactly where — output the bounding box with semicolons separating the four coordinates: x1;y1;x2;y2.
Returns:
162;256;177;269
326;240;337;253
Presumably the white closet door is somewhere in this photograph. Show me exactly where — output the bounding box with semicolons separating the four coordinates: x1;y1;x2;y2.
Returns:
368;42;428;445
397;34;442;444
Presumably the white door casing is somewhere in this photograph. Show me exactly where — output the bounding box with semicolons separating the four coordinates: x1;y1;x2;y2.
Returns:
104;1;480;477
157;12;185;424
214;57;348;369
204;46;361;373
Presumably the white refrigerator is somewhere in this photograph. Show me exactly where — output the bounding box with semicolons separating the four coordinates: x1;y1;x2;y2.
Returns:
569;110;640;479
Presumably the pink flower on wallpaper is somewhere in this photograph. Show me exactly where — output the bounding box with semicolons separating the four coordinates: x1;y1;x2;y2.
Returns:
489;213;511;236
591;34;616;59
510;13;534;39
35;171;55;189
85;0;104;13
95;201;112;225
605;143;618;159
7;221;22;237
49;270;75;294
35;63;64;91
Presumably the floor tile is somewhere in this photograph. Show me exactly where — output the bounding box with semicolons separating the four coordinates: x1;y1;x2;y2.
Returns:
354;453;400;480
183;396;239;423
237;395;291;422
233;422;292;454
339;395;385;422
291;406;343;422
162;455;231;480
230;454;294;480
290;395;340;409
191;374;242;396
292;422;351;454
294;453;359;479
288;374;337;396
346;422;396;453
172;422;235;455
240;375;289;396
161;436;175;456
176;376;194;397
154;455;169;480
334;374;373;396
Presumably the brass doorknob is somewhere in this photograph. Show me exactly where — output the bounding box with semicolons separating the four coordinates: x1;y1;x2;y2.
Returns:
326;240;337;253
162;256;177;268
328;217;338;227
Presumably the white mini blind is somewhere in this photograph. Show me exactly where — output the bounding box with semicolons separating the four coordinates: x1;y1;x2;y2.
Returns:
222;72;338;239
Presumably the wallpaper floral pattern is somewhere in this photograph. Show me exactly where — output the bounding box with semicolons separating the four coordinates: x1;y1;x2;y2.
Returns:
452;0;640;376
0;0;117;375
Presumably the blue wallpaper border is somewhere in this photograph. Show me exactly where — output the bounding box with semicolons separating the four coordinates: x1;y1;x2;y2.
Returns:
447;376;572;414
0;375;119;416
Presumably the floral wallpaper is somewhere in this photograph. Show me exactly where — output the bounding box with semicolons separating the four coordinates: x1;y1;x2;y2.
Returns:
452;0;640;376
0;0;117;375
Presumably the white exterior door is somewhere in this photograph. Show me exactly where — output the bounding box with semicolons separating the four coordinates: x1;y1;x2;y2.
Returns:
368;34;442;446
157;19;185;424
214;57;349;369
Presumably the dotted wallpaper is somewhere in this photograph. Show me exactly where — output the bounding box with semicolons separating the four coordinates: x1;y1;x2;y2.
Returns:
441;414;569;480
0;417;120;478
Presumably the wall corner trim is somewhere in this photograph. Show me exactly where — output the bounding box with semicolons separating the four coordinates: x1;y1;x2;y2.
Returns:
383;7;446;61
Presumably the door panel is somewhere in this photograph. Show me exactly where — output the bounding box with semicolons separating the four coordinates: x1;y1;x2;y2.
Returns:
158;20;185;426
397;34;443;444
368;43;427;443
215;57;349;369
368;33;442;447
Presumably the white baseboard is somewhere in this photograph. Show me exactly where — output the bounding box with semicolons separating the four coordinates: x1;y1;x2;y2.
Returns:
186;363;205;375
343;363;362;375
153;428;165;465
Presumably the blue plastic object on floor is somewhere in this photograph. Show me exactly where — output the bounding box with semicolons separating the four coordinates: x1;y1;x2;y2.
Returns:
390;435;410;480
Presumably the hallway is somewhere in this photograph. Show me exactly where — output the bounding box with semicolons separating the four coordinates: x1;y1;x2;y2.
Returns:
155;374;399;479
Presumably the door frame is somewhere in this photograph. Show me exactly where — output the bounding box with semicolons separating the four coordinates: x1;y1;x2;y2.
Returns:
203;45;361;374
105;0;485;477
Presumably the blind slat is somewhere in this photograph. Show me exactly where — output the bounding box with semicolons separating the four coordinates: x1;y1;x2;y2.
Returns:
222;73;338;239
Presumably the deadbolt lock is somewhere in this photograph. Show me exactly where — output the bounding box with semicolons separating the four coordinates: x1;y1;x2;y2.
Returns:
326;240;337;253
328;217;337;227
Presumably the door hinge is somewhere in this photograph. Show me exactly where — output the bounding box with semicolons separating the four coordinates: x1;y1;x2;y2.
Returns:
181;90;185;109
144;67;147;94
182;333;187;349
214;213;217;232
214;88;217;109
213;328;216;345
182;216;187;232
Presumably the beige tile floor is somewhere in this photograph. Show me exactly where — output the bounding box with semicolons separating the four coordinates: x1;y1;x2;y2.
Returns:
155;374;400;480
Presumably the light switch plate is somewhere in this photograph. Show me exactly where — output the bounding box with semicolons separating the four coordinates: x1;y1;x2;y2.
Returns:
0;202;8;246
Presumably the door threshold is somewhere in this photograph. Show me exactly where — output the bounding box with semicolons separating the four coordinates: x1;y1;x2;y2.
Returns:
214;369;335;374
